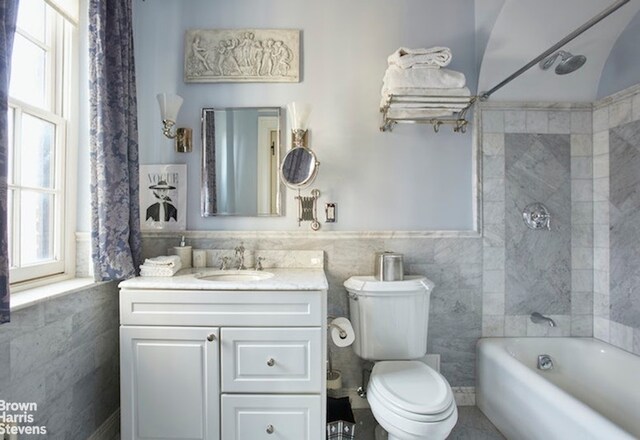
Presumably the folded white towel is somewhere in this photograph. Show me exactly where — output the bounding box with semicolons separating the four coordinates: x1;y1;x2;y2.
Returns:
140;263;182;277
384;87;471;98
142;255;182;268
387;47;452;69
386;108;457;119
380;87;471;109
382;66;466;92
386;102;470;110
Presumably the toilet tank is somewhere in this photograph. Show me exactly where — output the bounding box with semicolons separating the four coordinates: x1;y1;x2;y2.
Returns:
344;275;435;361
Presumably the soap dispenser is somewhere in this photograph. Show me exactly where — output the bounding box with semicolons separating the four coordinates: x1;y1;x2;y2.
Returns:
173;235;192;268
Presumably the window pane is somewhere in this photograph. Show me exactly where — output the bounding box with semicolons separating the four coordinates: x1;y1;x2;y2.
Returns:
17;0;46;42
20;191;55;265
7;108;14;184
10;34;47;109
21;113;54;188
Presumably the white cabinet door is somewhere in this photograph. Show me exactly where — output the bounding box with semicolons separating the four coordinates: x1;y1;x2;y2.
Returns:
221;327;322;393
221;394;322;440
120;326;220;440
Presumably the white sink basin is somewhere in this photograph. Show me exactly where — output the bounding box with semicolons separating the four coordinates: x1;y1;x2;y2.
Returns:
196;270;274;282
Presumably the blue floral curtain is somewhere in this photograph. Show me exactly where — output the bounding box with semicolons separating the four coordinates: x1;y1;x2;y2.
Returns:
89;0;141;281
0;0;19;324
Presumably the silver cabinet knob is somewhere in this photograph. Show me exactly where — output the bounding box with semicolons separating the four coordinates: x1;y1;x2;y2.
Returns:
266;424;274;434
266;358;275;367
207;333;216;342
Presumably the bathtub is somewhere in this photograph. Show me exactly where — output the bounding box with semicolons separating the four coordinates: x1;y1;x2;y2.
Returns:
477;338;640;440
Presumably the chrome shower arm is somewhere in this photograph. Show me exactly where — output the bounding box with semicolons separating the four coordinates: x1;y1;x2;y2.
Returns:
479;0;630;101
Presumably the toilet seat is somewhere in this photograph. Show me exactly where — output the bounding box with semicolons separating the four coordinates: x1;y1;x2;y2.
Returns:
366;361;458;439
369;361;455;418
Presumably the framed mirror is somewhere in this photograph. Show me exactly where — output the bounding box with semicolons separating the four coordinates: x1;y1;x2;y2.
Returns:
201;107;282;216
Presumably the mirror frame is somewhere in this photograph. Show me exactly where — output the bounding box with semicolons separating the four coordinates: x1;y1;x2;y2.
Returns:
201;107;283;217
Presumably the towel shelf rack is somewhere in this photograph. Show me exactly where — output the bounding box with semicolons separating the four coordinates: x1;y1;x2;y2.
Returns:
380;95;476;133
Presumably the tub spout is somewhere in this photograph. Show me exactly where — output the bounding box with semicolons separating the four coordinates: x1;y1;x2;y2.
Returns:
530;312;556;327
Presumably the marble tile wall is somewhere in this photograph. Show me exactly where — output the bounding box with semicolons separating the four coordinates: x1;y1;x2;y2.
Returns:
141;234;483;388
592;84;640;355
0;282;120;440
479;104;594;337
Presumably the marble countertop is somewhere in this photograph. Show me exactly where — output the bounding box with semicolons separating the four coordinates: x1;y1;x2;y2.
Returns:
119;267;328;291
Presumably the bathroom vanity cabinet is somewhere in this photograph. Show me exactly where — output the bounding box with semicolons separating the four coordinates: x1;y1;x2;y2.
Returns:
119;269;327;440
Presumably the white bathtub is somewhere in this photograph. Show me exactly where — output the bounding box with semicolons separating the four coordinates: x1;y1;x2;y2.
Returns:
477;338;640;440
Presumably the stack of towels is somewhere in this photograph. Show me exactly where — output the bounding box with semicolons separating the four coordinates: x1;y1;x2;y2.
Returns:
381;47;471;119
140;255;182;277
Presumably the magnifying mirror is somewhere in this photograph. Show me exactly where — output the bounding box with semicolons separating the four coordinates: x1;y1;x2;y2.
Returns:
280;147;320;189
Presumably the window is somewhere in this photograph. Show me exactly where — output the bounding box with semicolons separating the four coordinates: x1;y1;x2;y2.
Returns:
8;0;77;284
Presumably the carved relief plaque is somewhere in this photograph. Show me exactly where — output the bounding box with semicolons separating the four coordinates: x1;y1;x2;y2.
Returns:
184;29;300;83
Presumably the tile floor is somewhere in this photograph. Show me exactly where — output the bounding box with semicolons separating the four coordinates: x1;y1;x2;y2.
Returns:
113;406;504;440
353;406;505;440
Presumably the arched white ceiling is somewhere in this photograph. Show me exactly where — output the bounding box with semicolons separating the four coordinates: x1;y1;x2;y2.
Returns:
478;0;640;102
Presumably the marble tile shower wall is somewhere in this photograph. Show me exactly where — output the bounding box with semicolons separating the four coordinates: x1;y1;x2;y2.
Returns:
0;282;120;440
592;84;640;355
141;235;482;388
480;104;594;337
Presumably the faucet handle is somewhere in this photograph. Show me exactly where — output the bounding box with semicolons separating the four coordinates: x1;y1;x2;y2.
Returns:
256;257;265;271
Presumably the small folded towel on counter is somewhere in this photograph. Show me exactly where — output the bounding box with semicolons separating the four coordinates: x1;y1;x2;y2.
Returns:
382;66;466;92
387;47;452;69
140;255;182;277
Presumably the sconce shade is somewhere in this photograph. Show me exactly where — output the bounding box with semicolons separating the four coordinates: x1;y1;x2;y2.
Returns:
287;101;311;130
157;93;183;122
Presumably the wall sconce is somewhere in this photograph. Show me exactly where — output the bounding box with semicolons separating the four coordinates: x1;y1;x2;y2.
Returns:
157;93;192;153
287;101;311;148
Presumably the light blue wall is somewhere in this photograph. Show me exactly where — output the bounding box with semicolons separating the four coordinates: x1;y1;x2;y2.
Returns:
597;10;640;99
130;0;477;231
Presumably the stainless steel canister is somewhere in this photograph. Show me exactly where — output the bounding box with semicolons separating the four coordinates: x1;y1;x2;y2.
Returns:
374;252;404;281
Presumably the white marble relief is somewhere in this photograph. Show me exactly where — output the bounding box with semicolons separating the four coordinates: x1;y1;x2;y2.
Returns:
184;29;299;83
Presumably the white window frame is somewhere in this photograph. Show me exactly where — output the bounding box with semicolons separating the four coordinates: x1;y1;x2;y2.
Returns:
8;1;78;288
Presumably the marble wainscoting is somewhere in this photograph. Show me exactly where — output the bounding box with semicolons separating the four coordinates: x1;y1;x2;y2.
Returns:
479;103;594;337
141;233;483;390
592;83;640;355
0;282;120;440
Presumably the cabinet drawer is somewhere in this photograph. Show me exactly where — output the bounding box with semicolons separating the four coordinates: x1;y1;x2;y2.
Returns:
221;328;322;393
222;394;322;440
120;289;323;326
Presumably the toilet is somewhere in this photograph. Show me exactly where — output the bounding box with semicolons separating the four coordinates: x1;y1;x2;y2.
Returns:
345;275;458;440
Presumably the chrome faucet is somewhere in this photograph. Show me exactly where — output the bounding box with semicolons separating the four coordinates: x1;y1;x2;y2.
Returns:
235;243;246;270
530;312;556;327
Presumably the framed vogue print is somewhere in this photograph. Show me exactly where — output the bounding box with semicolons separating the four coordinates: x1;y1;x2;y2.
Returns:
140;164;187;231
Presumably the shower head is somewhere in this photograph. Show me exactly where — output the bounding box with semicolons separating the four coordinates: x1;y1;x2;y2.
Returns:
539;50;587;75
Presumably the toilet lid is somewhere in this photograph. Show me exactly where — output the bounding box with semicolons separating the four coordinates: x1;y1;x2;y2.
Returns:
368;361;454;416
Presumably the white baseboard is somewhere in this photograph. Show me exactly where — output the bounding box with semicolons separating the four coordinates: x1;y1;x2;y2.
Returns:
88;409;120;440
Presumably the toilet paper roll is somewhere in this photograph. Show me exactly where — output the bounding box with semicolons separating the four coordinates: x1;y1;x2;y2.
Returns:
330;317;355;347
